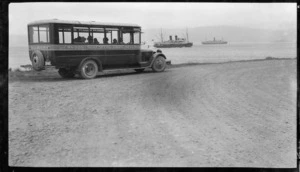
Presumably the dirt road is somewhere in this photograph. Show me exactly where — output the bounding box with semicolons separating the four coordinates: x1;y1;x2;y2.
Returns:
9;59;297;167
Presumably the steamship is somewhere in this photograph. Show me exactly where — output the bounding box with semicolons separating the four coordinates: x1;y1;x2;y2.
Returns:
202;37;228;44
153;29;193;48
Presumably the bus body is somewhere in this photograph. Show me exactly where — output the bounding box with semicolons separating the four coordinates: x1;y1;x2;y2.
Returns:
27;19;170;79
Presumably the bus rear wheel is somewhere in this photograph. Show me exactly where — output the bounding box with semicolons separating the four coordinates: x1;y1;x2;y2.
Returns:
79;60;98;79
31;51;45;71
58;68;75;78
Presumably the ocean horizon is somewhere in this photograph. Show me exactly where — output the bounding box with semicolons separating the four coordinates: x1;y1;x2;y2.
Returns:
9;41;297;70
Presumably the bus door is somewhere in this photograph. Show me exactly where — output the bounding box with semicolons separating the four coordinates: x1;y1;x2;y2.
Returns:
104;28;135;67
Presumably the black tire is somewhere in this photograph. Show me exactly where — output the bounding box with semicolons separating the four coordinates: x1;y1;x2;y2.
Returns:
152;56;166;72
31;51;45;71
58;68;75;78
79;60;98;79
134;68;145;73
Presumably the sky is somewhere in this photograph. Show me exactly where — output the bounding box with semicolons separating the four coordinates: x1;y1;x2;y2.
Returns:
9;2;297;35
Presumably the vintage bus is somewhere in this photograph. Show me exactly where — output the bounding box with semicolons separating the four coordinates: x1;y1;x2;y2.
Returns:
27;19;170;79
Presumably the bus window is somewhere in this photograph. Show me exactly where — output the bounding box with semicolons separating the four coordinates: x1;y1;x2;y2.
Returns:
134;31;140;44
106;28;119;44
122;31;131;44
105;30;111;44
58;29;63;44
39;26;50;43
29;26;39;43
90;27;104;44
29;25;50;43
73;27;89;44
112;31;119;44
58;28;72;44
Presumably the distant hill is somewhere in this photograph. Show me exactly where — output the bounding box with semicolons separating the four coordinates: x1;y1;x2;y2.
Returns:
9;26;296;47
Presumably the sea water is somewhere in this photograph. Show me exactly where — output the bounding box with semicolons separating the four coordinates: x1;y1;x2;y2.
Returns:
149;42;297;64
8;42;296;69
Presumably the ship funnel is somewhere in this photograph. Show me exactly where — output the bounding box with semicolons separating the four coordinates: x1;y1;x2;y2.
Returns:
175;35;178;40
169;35;172;41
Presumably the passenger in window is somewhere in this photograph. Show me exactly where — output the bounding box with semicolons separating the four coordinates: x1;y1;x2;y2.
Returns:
87;35;93;44
80;36;86;43
119;38;124;44
74;36;81;42
94;38;99;44
103;37;109;44
113;39;118;44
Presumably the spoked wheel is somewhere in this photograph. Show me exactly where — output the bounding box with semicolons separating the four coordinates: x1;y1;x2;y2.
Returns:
58;68;75;78
79;60;98;79
152;56;166;72
134;68;145;73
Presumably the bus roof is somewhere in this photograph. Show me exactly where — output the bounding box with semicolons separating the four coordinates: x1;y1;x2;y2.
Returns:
28;19;141;28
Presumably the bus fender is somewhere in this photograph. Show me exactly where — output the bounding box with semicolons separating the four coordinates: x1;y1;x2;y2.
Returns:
78;57;103;72
31;50;45;71
150;53;166;67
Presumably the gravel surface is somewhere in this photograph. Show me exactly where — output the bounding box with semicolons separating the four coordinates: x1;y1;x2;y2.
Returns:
9;59;297;167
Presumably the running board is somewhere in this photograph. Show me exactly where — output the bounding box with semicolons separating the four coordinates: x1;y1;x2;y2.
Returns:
139;62;149;65
139;61;150;67
103;60;171;72
139;60;171;67
102;66;149;72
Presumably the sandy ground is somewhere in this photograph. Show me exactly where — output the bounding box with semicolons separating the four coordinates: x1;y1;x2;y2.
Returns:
8;59;297;167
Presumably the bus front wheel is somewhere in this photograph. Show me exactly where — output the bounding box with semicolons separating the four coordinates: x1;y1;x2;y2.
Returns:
152;56;166;72
79;60;98;79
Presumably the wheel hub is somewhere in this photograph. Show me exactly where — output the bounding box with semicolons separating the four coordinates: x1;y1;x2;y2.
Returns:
33;55;38;63
155;59;164;69
85;64;95;76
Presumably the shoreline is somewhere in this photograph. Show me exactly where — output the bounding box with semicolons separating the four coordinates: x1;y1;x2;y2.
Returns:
170;57;296;68
8;58;296;83
8;57;297;73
